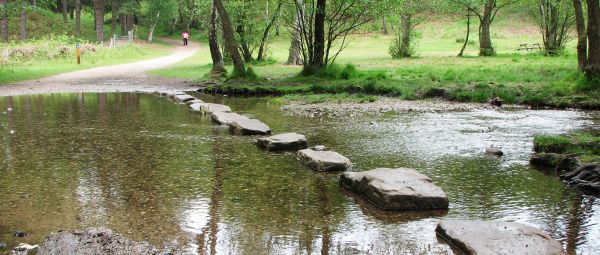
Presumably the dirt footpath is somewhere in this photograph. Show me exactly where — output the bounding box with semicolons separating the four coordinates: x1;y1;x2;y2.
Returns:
0;38;201;97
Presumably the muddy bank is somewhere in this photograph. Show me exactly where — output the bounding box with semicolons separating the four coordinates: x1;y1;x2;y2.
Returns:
281;98;506;117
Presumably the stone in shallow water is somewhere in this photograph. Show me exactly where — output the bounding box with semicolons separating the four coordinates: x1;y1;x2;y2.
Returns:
36;228;164;255
297;149;351;172
485;147;503;156
340;168;448;210
435;220;565;255
186;99;204;105
173;94;197;104
189;103;231;113
229;119;271;135
210;112;249;125
256;133;308;151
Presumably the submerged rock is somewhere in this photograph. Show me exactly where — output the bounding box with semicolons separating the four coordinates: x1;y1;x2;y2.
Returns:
530;153;562;169
561;163;600;193
229;119;271;135
36;228;162;255
14;231;27;237
256;133;308;151
340;168;449;210
297;149;351;172
210;112;249;125
436;220;564;255
485;147;503;157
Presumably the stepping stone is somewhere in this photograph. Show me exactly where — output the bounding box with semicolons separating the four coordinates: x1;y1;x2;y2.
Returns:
229;119;271;135
485;147;503;156
340;168;448;210
173;94;197;103
186;99;204;105
435;220;564;255
297;149;351;172
210;112;249;125
189;103;231;113
256;133;308;151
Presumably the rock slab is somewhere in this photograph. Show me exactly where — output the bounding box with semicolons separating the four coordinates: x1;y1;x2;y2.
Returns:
211;112;249;125
340;168;448;210
297;149;351;172
229;119;271;135
173;94;196;103
200;103;231;114
436;220;565;255
36;228;163;255
256;133;308;151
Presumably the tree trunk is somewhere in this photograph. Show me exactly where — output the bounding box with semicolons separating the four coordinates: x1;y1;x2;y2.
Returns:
236;24;253;62
111;0;118;36
540;0;561;55
399;13;412;57
62;0;68;23
213;0;246;76
257;1;282;61
573;0;587;71
75;0;81;36
94;0;104;43
459;10;471;57
308;0;326;71
286;6;302;65
120;14;126;35
1;0;8;42
479;0;495;56
209;0;226;75
585;0;600;79
382;16;388;35
20;0;27;41
147;12;159;43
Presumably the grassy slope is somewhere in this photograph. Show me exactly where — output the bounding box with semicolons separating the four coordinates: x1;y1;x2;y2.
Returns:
152;8;599;108
534;132;600;163
0;9;174;84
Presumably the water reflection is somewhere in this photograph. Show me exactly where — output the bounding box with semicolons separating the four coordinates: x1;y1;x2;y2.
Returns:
0;93;598;254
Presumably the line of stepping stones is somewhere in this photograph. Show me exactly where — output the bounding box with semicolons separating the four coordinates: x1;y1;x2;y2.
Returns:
150;90;566;255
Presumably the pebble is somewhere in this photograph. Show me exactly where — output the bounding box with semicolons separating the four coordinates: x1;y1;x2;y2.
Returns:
14;231;27;237
0;242;6;249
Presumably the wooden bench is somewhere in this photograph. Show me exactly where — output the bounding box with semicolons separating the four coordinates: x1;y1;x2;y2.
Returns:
517;43;542;52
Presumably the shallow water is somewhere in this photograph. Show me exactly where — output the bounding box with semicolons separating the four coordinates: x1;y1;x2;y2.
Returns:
0;93;598;254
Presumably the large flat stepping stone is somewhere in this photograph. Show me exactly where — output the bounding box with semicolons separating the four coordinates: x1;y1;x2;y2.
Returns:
210;112;249;125
173;94;197;103
189;103;231;113
257;133;308;151
297;149;351;172
436;220;565;255
186;99;204;105
340;168;448;210
229;119;271;135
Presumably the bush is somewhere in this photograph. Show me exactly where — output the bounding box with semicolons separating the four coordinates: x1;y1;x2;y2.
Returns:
389;30;420;58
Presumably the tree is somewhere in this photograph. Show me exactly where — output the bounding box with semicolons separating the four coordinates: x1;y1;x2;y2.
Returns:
112;0;118;36
75;0;81;36
20;0;27;41
294;0;383;74
572;0;586;70
256;0;284;61
214;0;246;76
286;1;303;65
458;9;472;56
143;0;177;43
584;0;599;79
93;0;104;42
1;0;7;42
534;0;575;55
208;0;226;75
450;0;519;56
389;0;434;58
62;0;68;23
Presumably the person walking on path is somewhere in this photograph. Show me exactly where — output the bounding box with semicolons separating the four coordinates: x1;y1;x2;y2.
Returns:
182;31;189;46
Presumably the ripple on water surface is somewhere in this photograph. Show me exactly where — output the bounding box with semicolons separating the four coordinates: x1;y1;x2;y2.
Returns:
0;93;598;254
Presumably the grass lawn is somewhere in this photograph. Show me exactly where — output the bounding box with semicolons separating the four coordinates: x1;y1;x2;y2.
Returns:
151;9;599;108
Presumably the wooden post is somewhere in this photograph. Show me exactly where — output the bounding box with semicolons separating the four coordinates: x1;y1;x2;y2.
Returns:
76;44;81;64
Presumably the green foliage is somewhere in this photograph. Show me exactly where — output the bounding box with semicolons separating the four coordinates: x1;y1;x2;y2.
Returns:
534;133;600;162
389;30;421;58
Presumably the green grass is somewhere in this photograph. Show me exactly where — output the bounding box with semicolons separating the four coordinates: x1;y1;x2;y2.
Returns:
150;8;599;108
534;133;600;163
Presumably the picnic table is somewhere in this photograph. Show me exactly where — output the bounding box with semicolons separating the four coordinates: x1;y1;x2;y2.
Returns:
517;43;542;52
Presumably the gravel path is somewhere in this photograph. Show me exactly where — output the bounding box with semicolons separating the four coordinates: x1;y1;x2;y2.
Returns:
0;38;201;96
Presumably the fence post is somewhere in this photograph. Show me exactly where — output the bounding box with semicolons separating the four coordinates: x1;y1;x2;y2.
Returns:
76;44;81;65
128;31;133;44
